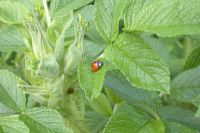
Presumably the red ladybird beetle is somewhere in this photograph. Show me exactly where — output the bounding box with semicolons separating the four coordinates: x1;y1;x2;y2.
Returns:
91;60;103;72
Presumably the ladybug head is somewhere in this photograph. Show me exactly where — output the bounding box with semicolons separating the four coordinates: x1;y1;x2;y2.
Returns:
97;61;103;67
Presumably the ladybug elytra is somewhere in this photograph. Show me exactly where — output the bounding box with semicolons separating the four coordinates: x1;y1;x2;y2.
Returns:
91;60;103;72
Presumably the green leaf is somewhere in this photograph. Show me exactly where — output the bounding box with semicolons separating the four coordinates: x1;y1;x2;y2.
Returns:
64;17;86;75
124;0;200;37
89;93;112;116
78;59;106;100
85;111;108;133
94;0;127;43
53;11;73;62
104;103;165;133
48;75;65;108
64;44;83;75
0;1;30;25
105;33;170;93
0;115;29;133
192;95;200;117
0;70;26;112
184;47;200;70
164;121;196;133
104;70;160;108
160;105;200;130
50;0;93;17
83;39;104;58
48;10;73;43
0;103;15;114
85;23;105;45
75;5;94;23
104;87;121;104
170;66;200;102
0;25;27;51
19;107;72;133
37;54;60;81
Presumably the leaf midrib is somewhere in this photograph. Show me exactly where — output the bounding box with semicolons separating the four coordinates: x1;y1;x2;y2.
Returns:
112;44;167;91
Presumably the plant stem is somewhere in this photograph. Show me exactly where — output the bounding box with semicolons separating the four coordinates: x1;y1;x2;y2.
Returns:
42;0;51;26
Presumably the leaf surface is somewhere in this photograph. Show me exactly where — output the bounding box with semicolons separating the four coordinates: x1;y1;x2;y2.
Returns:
184;47;200;70
20;107;72;133
78;59;106;100
171;66;200;102
105;33;170;93
50;0;92;17
0;26;27;51
160;105;200;130
104;103;165;133
0;1;30;24
94;0;127;42
0;70;26;112
0;115;29;133
124;0;200;37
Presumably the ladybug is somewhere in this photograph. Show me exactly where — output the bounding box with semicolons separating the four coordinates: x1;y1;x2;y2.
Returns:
91;60;103;72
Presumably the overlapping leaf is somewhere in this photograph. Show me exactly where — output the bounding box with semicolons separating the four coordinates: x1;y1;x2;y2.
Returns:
171;66;200;102
124;0;200;37
94;0;127;42
78;59;106;100
0;26;27;51
0;1;30;24
165;121;196;133
0;115;29;133
0;70;26;112
104;103;165;133
50;0;92;17
104;70;159;105
89;93;112;116
192;96;200;117
160;106;200;130
184;47;200;70
105;33;170;93
19;107;72;133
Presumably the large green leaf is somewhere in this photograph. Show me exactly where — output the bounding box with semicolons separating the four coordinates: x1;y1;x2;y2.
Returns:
184;47;200;70
104;70;160;106
0;70;26;112
140;33;185;77
0;103;15;114
48;10;73;43
89;93;112;116
85;111;108;133
0;26;27;51
192;95;200;117
104;103;165;133
0;115;29;133
170;66;200;102
19;107;72;133
78;59;106;100
124;0;200;37
36;54;60;81
50;0;93;17
83;39;104;58
0;1;30;24
94;0;127;43
160;105;200;130
105;33;170;93
48;75;65;108
164;121;196;133
75;5;94;23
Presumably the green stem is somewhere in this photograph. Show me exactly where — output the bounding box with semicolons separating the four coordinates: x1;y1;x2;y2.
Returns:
42;0;51;26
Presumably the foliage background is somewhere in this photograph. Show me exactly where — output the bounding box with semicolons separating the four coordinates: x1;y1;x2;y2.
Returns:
0;0;200;133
